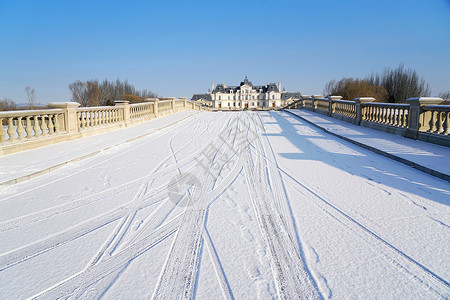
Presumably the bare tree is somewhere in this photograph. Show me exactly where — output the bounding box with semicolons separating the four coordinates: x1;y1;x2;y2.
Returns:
69;79;158;107
69;80;88;106
25;86;36;109
0;97;17;111
366;64;431;103
438;91;450;101
86;81;102;107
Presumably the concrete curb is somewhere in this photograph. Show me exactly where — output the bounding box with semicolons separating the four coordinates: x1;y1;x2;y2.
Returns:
284;110;450;182
0;111;202;186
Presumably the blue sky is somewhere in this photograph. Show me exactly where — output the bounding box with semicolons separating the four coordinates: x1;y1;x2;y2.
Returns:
1;0;449;104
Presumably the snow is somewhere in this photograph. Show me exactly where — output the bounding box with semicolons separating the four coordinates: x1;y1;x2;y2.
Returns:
0;110;449;299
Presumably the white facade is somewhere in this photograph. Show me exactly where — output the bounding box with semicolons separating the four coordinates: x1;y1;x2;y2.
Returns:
192;77;301;110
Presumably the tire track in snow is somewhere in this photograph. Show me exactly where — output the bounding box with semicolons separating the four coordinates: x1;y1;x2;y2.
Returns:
256;111;450;297
243;143;321;299
0;114;232;273
31;214;182;299
152;115;244;299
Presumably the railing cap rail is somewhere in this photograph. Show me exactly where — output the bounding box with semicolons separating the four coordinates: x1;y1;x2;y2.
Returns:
421;104;450;110
77;106;120;111
0;108;64;118
363;102;409;107
130;102;153;106
332;99;356;104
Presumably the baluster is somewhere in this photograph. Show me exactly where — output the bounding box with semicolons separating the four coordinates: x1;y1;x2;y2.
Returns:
41;115;48;136
99;111;104;125
7;117;15;140
25;116;33;137
394;109;399;126
54;114;61;133
83;112;88;128
443;112;449;135
387;108;392;124
34;116;41;137
404;110;409;128
89;111;94;127
48;114;54;134
94;110;98;126
0;118;6;142
428;111;436;132
16;117;25;140
434;111;442;134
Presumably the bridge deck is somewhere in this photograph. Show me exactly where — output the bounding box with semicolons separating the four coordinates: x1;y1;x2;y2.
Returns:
0;111;449;299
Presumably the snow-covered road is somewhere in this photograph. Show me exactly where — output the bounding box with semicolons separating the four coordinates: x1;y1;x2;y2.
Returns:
0;111;449;299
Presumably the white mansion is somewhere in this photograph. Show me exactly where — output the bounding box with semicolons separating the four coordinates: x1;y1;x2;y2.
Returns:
192;77;301;109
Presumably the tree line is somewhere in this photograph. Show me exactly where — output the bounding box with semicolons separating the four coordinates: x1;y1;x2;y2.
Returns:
323;65;439;103
69;79;158;107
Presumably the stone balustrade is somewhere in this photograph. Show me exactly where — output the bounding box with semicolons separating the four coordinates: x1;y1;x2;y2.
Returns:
78;106;122;129
1;98;208;155
332;99;357;119
420;105;449;135
313;98;330;114
362;102;409;128
0;109;64;142
130;102;154;120
284;96;449;147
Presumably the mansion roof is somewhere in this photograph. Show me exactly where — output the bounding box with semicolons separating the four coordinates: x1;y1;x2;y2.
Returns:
213;76;280;94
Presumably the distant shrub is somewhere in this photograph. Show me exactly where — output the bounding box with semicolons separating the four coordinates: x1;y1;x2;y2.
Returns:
324;78;388;101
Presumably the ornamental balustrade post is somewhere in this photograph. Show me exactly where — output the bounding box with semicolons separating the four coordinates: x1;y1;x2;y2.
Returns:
179;97;187;109
154;99;160;116
144;98;158;116
47;102;80;133
328;96;342;116
114;100;130;125
312;95;323;111
300;95;309;109
405;97;444;139
169;97;176;112
354;97;375;124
